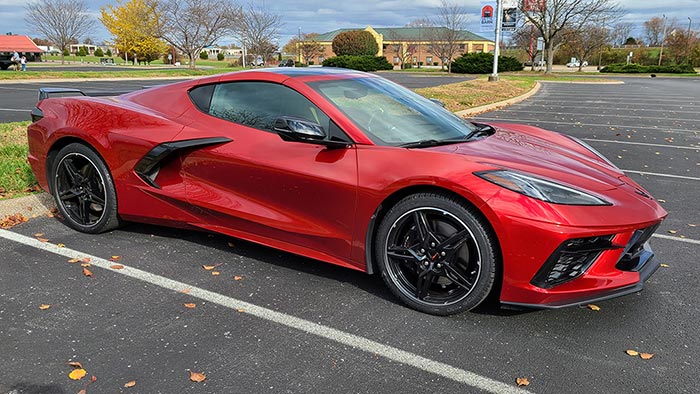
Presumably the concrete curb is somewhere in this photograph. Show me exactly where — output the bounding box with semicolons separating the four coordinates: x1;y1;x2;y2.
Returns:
455;81;542;118
0;192;55;219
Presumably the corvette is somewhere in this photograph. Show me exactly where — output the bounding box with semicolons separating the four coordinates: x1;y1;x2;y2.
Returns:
27;68;666;315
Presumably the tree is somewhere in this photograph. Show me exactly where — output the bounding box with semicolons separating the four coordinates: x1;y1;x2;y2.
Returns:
156;0;240;69
425;0;468;72
519;0;621;73
94;47;104;57
299;33;323;64
100;0;167;65
561;24;609;71
511;25;543;70
332;30;378;56
643;16;666;47
609;22;633;47
385;28;418;69
236;4;281;65
24;0;95;64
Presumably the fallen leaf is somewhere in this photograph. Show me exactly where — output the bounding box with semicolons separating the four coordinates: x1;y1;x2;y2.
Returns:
124;380;137;388
34;233;44;237
660;264;670;268
81;258;91;263
233;275;243;281
81;263;91;267
37;237;49;242
82;267;93;277
180;288;191;294
516;377;530;387
57;243;65;248
67;258;80;263
625;349;639;356
77;390;86;394
227;242;235;247
67;361;83;368
211;271;221;276
189;371;206;382
0;214;29;229
688;223;698;227
668;230;677;234
587;304;601;311
657;199;666;203
39;304;51;310
91;375;97;382
110;265;124;270
236;308;245;313
68;368;87;380
184;303;196;309
202;263;222;271
110;256;121;261
640;353;654;360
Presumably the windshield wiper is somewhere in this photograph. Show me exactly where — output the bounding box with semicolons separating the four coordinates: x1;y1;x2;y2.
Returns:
463;123;496;141
398;138;468;148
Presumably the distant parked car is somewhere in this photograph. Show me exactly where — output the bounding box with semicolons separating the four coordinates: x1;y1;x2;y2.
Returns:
567;60;588;68
252;55;264;67
279;59;295;67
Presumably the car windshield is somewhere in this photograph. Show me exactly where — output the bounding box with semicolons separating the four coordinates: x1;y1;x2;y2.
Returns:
307;77;479;146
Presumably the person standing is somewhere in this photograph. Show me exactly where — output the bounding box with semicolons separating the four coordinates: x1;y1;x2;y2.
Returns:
10;51;20;71
20;56;27;71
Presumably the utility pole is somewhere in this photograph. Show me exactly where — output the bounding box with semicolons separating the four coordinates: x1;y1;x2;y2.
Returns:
489;0;503;81
688;17;693;64
658;14;667;66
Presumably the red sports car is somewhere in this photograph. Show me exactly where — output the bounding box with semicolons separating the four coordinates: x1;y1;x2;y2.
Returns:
27;68;666;315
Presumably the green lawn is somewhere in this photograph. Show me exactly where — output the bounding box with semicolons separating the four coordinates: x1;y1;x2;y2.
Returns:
0;122;36;199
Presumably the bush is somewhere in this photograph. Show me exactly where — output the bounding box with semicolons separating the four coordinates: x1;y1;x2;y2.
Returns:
450;52;524;74
217;53;224;61
94;48;104;57
294;61;308;67
77;47;88;57
332;30;379;56
199;51;208;60
106;49;112;57
600;63;696;74
322;55;393;72
63;49;70;57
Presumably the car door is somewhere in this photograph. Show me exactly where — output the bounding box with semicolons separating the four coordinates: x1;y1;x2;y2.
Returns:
179;81;360;268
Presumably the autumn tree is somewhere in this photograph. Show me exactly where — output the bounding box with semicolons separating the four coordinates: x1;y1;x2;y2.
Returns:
100;0;167;64
385;28;418;69
561;25;609;71
425;0;469;72
519;0;621;73
332;30;379;56
299;33;323;64
24;0;95;64
156;0;240;69
236;4;281;64
609;22;633;47
511;25;543;70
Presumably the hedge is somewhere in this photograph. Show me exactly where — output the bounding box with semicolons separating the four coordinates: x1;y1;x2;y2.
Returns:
322;55;393;72
450;52;523;74
600;63;696;74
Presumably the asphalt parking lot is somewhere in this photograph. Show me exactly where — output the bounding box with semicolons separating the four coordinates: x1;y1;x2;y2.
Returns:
1;76;699;393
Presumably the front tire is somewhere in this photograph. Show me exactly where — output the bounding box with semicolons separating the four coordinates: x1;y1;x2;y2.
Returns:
375;193;498;315
50;143;120;233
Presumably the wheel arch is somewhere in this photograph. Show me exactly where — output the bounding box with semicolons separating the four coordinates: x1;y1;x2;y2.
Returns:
46;136;109;194
364;185;503;279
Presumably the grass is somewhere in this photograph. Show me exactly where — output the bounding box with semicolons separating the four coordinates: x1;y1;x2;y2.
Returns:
0;67;241;80
0;121;37;199
414;76;536;112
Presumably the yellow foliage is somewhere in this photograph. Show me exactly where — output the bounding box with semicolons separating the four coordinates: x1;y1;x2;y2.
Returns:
100;0;167;61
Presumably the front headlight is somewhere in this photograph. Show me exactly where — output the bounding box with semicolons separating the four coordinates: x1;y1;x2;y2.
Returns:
475;170;611;206
565;135;617;168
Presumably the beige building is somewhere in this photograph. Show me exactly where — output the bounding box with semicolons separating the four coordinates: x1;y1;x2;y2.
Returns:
308;25;494;66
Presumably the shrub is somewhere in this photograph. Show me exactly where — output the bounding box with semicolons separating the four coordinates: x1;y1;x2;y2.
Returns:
77;47;88;57
600;63;696;74
322;55;393;71
450;52;524;74
199;51;208;60
217;53;224;61
295;61;308;67
332;30;379;56
63;49;70;56
105;49;112;57
94;48;104;57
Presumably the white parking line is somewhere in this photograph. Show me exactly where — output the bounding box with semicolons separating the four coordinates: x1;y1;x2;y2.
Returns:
583;139;700;151
0;108;31;112
473;117;698;135
498;109;698;124
653;234;700;245
0;228;527;394
622;170;700;181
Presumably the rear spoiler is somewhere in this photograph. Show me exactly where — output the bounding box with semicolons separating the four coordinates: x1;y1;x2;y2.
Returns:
38;86;152;101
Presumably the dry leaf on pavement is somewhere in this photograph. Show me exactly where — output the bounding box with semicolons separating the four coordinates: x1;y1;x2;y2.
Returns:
80;263;91;267
189;371;206;382
233;275;243;281
236;308;245;313
180;288;191;294
57;243;65;248
67;258;80;263
68;368;87;380
660;264;670;268
82;267;93;277
640;353;654;360
625;349;639;356
124;380;137;388
184;303;196;309
211;271;220;276
587;304;601;311
110;256;121;261
110;265;124;270
39;304;51;310
516;377;530;387
67;361;83;368
77;390;86;394
37;237;49;242
202;263;222;271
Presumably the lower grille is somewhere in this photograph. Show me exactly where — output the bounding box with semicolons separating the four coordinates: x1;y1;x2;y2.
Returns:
531;235;620;289
616;224;659;271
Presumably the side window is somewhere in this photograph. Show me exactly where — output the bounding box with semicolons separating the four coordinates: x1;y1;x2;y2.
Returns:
206;82;331;132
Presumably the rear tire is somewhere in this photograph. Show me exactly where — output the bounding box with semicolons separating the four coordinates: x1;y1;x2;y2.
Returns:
374;193;497;315
50;143;120;233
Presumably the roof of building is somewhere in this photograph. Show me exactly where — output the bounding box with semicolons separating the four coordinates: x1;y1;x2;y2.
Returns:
0;35;43;53
315;26;491;43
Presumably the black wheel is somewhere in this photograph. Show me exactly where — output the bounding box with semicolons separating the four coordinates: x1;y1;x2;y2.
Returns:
375;193;497;315
50;143;120;233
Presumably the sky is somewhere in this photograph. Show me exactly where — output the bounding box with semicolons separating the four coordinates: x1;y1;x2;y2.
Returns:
3;0;699;47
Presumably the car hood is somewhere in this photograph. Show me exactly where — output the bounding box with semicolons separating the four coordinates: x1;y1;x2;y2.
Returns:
429;123;626;192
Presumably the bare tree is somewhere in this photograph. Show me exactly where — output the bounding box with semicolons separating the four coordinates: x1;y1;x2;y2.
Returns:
511;25;543;70
562;24;609;71
425;0;469;72
384;28;419;69
236;4;282;65
519;0;621;73
606;22;632;47
299;33;324;65
157;0;240;69
24;0;95;64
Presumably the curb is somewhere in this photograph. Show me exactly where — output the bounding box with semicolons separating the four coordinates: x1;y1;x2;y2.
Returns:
0;192;55;220
455;81;542;118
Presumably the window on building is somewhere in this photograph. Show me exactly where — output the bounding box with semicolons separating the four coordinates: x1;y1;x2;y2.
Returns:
393;56;399;64
426;56;433;64
473;44;483;52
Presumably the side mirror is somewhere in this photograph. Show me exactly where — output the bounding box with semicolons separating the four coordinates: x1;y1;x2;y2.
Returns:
429;98;446;108
273;117;349;149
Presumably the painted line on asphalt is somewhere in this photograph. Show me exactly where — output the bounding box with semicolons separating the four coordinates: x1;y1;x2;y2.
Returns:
499;109;699;124
0;228;528;394
508;105;700;116
525;99;699;107
0;108;31;112
473;117;699;135
583;139;700;151
622;170;700;181
653;234;700;245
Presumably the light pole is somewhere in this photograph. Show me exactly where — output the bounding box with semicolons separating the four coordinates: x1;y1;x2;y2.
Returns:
658;14;667;66
688;17;693;63
298;27;302;64
489;0;503;81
